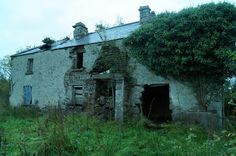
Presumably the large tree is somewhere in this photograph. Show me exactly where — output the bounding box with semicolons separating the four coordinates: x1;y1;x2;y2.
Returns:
124;2;236;109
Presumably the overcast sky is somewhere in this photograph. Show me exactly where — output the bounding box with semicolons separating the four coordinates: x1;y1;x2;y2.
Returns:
0;0;235;58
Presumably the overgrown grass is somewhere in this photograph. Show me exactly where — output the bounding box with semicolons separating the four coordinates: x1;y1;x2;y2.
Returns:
0;107;235;155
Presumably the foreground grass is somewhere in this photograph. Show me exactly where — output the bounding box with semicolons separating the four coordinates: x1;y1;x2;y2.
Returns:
0;111;235;156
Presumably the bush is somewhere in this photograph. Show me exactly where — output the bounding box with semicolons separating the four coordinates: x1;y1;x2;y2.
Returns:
42;37;55;45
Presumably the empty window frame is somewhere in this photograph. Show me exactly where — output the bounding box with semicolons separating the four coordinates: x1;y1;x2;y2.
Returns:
74;86;83;96
26;58;33;74
73;86;84;105
76;52;83;69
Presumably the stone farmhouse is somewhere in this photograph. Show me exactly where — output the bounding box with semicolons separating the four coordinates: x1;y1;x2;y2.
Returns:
10;6;223;126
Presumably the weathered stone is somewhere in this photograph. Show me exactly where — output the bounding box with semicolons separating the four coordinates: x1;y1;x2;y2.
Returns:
115;79;124;121
73;22;88;39
10;48;72;107
139;5;156;23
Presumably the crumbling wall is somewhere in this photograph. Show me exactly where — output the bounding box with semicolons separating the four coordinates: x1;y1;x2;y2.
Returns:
63;44;101;111
64;46;93;107
90;43;129;74
63;42;127;121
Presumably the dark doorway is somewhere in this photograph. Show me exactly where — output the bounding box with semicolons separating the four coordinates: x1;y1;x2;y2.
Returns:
142;84;172;123
95;80;115;121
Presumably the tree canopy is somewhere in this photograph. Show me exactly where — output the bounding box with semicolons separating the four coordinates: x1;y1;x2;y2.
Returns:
124;2;236;81
0;56;11;80
0;56;10;106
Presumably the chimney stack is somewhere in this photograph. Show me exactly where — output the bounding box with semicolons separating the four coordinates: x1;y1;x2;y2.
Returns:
73;22;88;39
139;5;155;23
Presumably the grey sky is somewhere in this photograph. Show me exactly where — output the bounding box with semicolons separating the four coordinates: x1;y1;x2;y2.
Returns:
0;0;235;58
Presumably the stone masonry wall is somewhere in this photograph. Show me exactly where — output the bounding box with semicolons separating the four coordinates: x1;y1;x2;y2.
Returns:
63;44;100;104
129;58;200;119
10;39;222;127
10;48;72;107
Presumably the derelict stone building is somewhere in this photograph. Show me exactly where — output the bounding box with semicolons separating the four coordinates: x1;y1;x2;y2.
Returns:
10;6;223;126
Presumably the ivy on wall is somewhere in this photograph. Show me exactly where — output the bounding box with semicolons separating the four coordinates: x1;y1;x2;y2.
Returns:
90;42;129;76
124;2;236;109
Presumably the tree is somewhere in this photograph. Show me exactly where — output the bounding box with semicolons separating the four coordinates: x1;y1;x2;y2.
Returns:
224;80;236;116
114;16;125;26
0;56;11;107
0;77;10;106
124;2;236;109
0;55;11;80
95;22;110;41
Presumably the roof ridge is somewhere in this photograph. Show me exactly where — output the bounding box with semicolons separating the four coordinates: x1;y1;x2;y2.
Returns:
87;21;139;35
11;21;140;57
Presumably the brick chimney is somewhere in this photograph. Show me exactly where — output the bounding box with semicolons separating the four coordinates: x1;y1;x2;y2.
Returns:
73;22;88;39
139;5;155;23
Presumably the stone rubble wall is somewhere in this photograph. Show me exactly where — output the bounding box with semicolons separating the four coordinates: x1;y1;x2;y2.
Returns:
10;48;72;107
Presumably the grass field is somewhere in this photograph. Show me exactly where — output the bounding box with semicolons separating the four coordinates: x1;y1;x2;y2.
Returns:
0;107;235;156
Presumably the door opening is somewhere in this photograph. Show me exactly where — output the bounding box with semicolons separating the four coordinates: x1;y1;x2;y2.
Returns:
142;84;172;123
95;80;115;120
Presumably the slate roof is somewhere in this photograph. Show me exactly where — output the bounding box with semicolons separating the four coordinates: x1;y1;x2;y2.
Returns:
12;22;140;57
